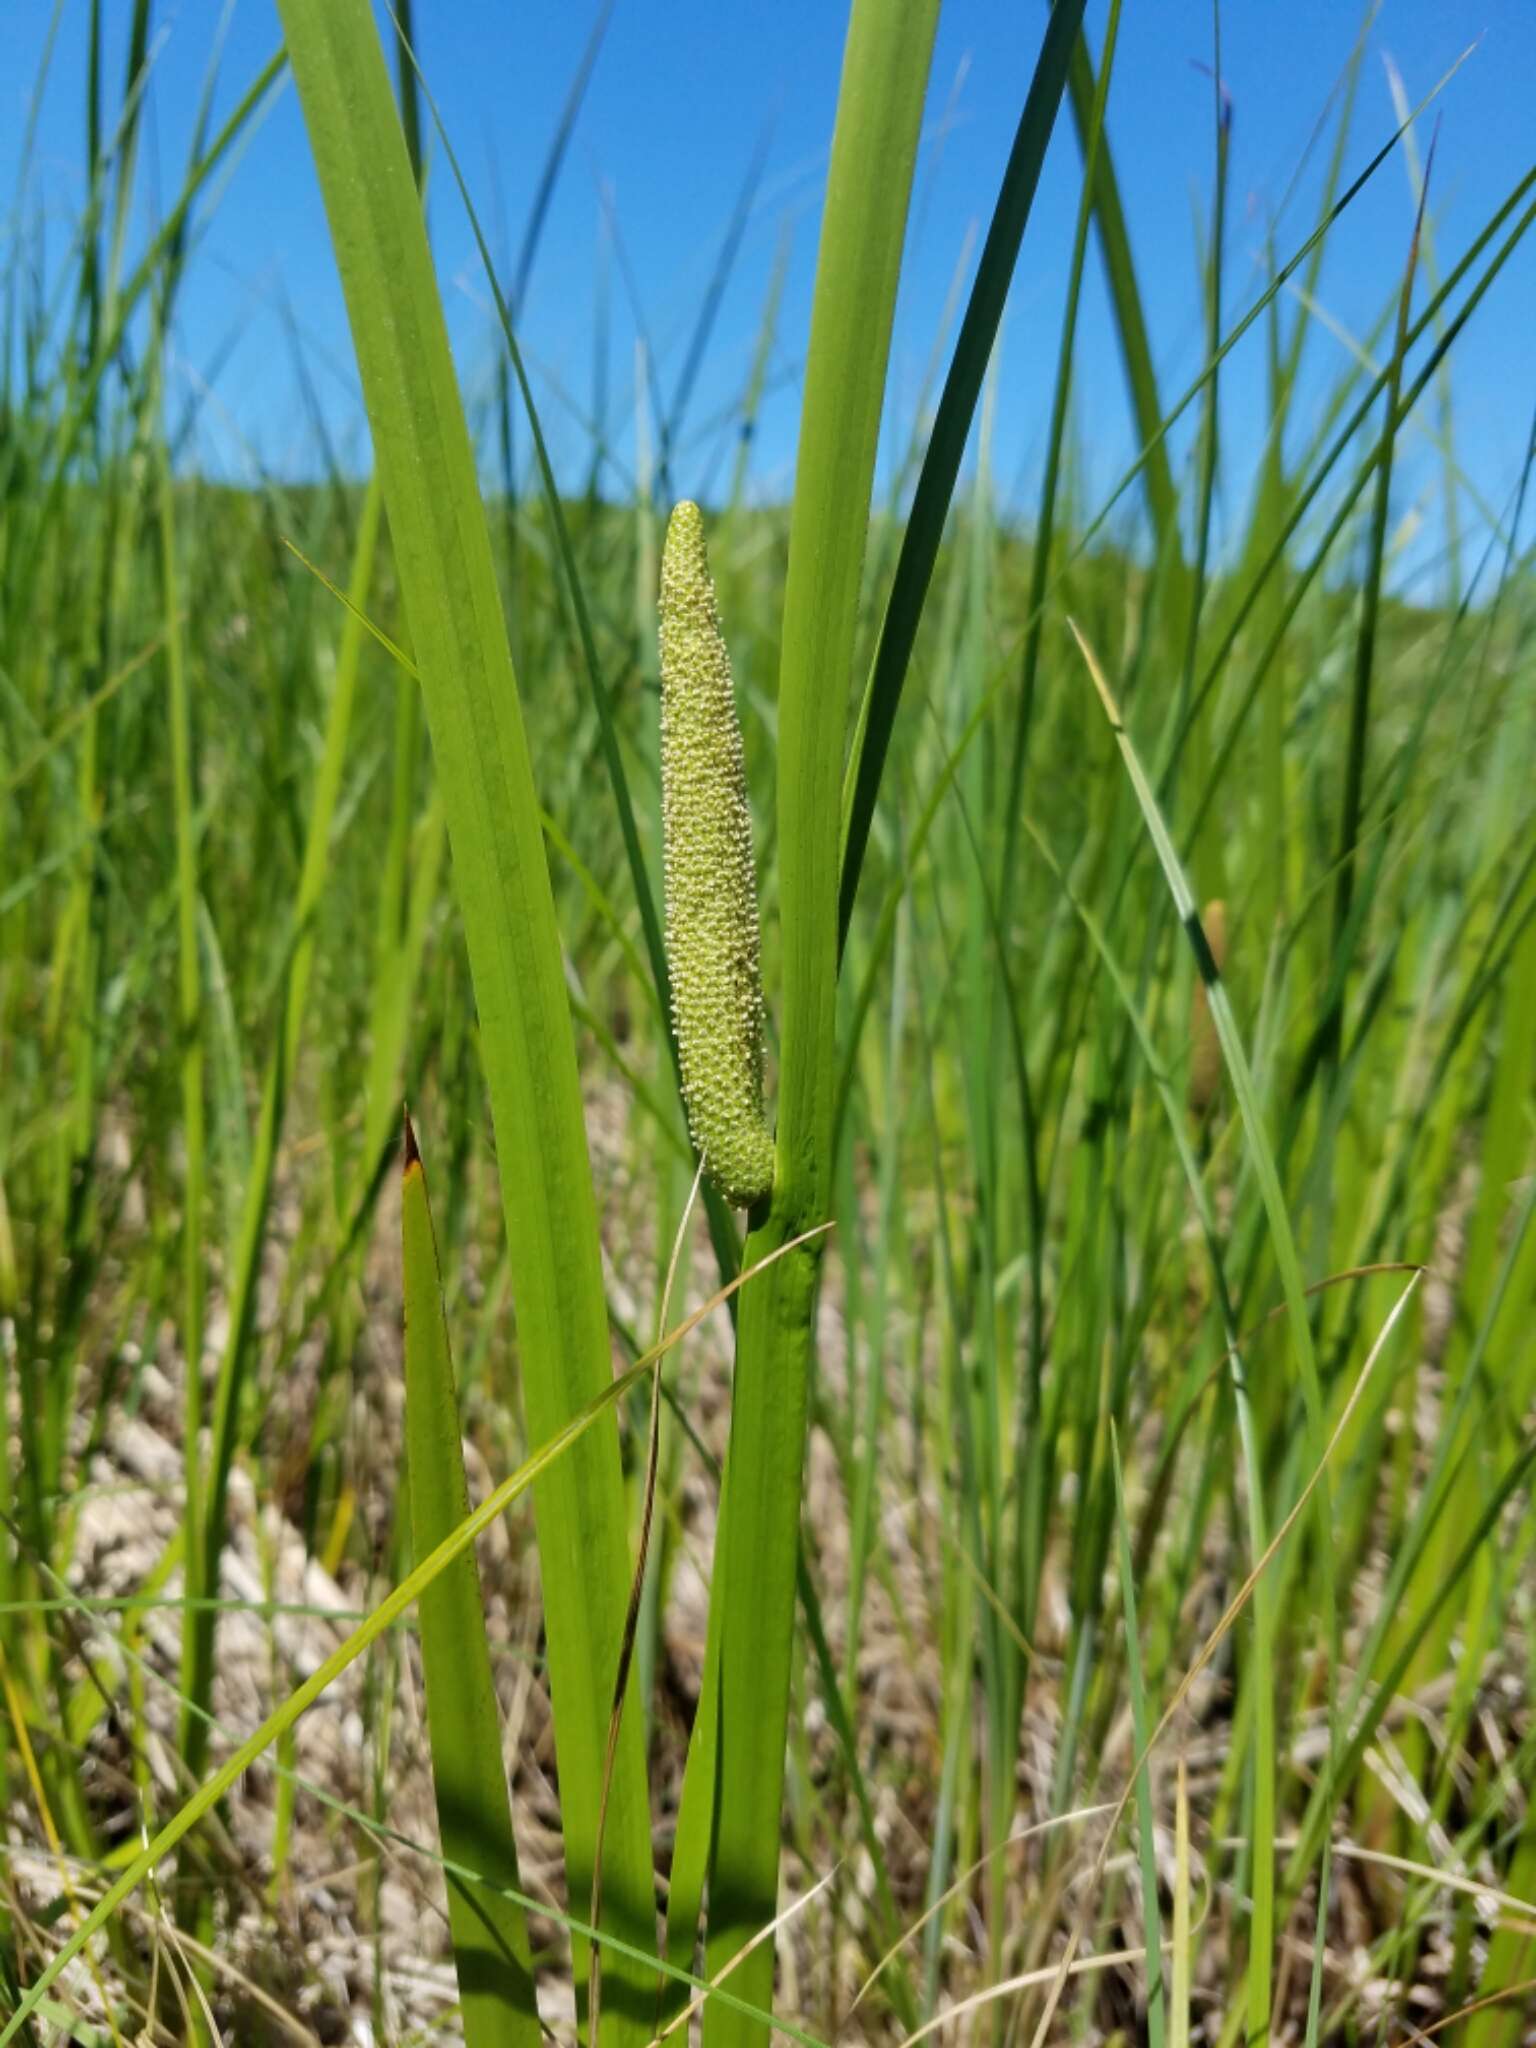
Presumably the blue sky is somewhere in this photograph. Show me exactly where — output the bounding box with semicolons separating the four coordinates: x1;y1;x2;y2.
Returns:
5;1;1534;588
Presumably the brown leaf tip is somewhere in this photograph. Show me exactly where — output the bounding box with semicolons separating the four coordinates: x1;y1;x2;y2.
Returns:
402;1105;421;1173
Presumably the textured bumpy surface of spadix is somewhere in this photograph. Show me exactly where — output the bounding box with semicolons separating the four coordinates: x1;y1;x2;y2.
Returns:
659;501;775;1208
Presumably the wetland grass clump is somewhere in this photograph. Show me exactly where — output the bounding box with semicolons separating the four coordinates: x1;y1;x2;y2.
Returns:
3;3;1536;2047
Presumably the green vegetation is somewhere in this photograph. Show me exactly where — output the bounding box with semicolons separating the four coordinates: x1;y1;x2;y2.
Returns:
1;4;1533;2047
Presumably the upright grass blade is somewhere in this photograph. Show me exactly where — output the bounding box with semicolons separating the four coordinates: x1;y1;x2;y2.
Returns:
1172;20;1228;843
100;0;152;342
999;0;1122;922
1323;145;1431;1072
157;437;204;1676
727;222;793;516
376;0;425;975
487;0;615;610
402;1115;540;2048
838;0;1086;952
660;120;775;496
273;4;657;2037
675;9;939;2043
390;0;425;186
181;1005;285;1780
1170;1760;1191;2048
1110;1427;1166;2048
1060;9;1192;658
1383;57;1461;603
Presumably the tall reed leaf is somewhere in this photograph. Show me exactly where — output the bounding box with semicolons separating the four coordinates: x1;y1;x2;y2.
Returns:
402;1115;541;2048
274;3;656;2037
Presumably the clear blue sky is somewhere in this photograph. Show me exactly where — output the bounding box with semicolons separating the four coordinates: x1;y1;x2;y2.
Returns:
6;1;1534;588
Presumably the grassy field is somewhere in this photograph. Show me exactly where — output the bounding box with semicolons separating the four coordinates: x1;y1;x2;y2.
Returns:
2;4;1534;2045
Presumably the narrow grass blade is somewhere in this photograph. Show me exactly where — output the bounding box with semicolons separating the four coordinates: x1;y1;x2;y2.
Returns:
1325;137;1433;1066
157;439;205;1653
507;0;616;318
402;1115;540;2048
838;0;1086;950
181;1009;284;1778
1171;23;1228;839
661;119;774;483
1171;1760;1190;2048
1110;1426;1166;2048
999;0;1122;919
389;0;424;185
1061;12;1192;653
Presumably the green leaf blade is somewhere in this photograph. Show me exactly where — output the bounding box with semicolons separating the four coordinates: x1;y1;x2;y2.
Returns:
403;1120;541;2048
272;4;657;2038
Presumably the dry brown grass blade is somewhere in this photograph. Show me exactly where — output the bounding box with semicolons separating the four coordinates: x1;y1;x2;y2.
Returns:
1266;1838;1536;1938
899;1944;1166;2048
1390;1976;1536;2045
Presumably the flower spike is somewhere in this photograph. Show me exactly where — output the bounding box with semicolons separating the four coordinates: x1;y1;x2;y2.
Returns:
659;501;775;1208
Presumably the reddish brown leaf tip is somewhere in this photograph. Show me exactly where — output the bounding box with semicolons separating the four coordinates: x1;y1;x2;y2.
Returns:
402;1105;421;1173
